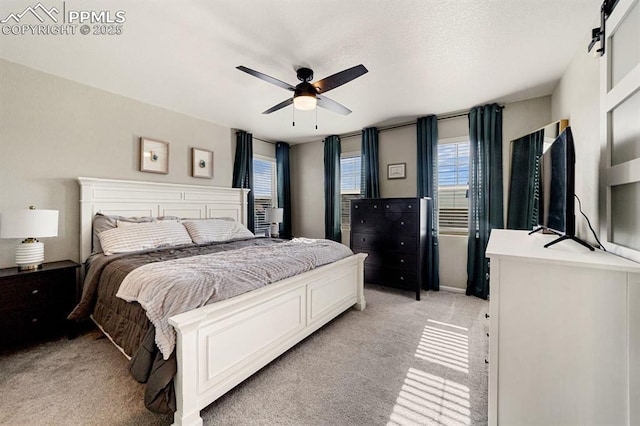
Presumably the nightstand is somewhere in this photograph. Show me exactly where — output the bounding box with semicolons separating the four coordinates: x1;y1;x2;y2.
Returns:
0;260;79;348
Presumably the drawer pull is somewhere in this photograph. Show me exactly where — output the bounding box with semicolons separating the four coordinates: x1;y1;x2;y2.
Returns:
31;318;39;324
360;220;365;224
373;205;378;209
31;289;39;295
361;238;366;242
400;221;405;225
400;276;404;281
355;205;359;209
400;259;405;263
485;359;489;364
385;205;390;208
400;242;405;246
408;205;413;208
485;313;490;319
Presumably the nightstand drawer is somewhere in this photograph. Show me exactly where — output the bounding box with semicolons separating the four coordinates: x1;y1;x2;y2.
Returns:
0;309;58;344
0;260;79;347
0;275;54;313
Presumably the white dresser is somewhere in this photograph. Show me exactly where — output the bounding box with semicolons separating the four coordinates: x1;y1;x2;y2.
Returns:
486;230;640;425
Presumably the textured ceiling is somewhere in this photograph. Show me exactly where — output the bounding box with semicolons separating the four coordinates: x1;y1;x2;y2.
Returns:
0;0;601;143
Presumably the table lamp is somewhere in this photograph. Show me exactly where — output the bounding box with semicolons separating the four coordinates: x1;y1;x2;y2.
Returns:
264;208;283;238
0;206;59;270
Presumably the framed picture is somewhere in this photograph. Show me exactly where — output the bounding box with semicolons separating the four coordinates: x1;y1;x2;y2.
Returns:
192;148;214;179
387;162;406;179
140;137;169;174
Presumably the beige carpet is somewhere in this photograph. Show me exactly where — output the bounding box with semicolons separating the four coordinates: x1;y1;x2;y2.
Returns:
0;285;489;425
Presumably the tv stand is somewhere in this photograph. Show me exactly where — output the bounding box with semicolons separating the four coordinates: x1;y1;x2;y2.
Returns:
544;234;594;251
528;227;544;235
528;227;561;236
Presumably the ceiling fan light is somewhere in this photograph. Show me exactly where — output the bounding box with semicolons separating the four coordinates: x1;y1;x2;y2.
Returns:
293;94;317;111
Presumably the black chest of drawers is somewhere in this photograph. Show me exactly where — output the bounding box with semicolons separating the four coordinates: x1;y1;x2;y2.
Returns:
0;260;79;348
350;197;430;300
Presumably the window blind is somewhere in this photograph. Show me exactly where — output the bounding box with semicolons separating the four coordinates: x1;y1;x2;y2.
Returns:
438;142;470;231
340;154;361;229
253;157;276;236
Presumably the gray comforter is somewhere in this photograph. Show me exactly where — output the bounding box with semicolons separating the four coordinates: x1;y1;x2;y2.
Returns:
117;238;353;359
68;237;353;414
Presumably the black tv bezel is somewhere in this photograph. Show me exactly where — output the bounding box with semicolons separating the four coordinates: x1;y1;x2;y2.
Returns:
536;127;576;237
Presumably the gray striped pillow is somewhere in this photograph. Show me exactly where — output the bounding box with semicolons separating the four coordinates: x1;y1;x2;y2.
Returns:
183;219;254;244
98;221;192;255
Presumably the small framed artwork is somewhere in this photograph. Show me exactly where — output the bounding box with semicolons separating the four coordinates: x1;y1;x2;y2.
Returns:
192;148;214;179
140;137;169;174
387;162;406;179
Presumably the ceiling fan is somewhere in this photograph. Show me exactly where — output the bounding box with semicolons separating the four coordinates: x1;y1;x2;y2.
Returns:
236;64;368;116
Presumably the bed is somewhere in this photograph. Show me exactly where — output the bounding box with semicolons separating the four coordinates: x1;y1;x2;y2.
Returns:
73;177;367;426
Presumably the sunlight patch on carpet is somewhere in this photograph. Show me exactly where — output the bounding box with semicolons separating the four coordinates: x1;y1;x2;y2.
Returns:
388;319;472;426
387;368;471;426
416;322;469;374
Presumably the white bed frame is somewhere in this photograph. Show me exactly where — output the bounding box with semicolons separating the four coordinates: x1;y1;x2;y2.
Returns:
78;177;366;426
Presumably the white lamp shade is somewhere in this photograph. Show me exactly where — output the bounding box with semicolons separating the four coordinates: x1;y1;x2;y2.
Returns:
0;209;59;239
293;95;317;111
265;208;283;224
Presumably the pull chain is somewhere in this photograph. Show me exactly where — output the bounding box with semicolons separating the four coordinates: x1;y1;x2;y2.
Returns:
315;107;318;130
292;105;295;127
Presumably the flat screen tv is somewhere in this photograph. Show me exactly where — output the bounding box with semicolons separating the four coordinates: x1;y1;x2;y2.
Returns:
531;126;593;250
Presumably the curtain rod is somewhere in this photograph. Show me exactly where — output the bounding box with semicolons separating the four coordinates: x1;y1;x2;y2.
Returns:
254;104;503;143
253;136;272;144
340;109;472;139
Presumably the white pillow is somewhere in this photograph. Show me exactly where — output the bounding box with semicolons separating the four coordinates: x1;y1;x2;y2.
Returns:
116;218;180;227
98;221;192;255
182;219;254;244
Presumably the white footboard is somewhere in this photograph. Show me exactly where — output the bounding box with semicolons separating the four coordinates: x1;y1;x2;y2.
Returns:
168;253;367;426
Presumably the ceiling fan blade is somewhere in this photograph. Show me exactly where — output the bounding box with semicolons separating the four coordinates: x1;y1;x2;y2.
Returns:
317;94;352;115
236;66;295;91
313;64;368;94
262;98;294;114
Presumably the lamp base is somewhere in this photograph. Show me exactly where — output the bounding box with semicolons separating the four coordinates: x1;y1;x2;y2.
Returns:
16;240;44;271
269;223;280;238
18;264;42;271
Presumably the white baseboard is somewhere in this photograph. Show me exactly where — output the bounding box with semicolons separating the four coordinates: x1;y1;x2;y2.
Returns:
440;285;465;294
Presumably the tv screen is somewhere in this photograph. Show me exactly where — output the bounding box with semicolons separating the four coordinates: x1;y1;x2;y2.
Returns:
537;127;575;236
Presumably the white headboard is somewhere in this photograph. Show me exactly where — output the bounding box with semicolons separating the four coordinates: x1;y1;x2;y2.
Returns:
78;177;249;263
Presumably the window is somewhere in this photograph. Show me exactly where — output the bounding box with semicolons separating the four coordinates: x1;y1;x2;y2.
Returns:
438;139;470;233
253;156;276;236
341;153;361;227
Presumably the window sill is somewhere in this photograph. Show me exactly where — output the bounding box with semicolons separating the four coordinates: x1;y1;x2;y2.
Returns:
439;229;469;237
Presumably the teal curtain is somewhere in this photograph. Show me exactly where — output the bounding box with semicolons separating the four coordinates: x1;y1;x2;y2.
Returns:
466;104;503;299
232;130;254;233
324;135;341;242
276;142;292;239
417;115;440;291
361;127;380;198
507;129;544;230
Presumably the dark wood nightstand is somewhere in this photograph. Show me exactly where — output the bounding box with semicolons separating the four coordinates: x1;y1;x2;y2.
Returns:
0;260;79;348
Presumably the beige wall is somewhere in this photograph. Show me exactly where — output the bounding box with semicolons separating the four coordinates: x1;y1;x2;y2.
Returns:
291;96;552;290
253;138;276;158
291;140;325;239
0;59;234;268
551;38;600;244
